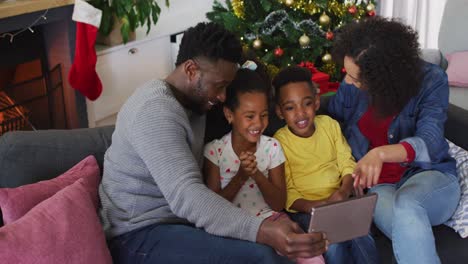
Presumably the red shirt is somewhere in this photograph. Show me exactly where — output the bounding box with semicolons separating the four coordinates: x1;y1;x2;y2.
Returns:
358;107;415;184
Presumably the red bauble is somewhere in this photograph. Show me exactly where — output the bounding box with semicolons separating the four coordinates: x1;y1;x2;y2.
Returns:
368;10;376;17
325;31;334;40
274;47;284;57
348;6;357;15
341;67;347;73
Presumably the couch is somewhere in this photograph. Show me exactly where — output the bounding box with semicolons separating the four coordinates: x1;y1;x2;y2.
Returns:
1;83;468;263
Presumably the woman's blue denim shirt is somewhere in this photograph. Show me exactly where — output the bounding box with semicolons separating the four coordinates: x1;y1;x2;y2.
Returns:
328;61;457;181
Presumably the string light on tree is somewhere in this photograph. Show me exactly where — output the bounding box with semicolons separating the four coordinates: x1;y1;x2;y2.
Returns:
253;38;262;49
298;33;310;48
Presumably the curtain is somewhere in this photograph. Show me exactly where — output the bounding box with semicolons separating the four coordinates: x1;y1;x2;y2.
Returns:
378;0;448;48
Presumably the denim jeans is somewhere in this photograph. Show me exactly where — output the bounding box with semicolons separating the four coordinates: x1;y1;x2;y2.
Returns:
288;212;378;264
369;170;460;264
108;223;294;264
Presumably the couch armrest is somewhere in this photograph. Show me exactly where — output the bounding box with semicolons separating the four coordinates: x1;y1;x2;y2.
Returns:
0;126;114;188
445;103;468;150
421;49;448;70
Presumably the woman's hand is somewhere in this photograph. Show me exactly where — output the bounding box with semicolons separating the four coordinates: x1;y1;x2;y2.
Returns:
353;148;384;189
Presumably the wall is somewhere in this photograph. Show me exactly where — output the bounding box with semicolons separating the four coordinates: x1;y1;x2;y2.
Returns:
88;0;216;127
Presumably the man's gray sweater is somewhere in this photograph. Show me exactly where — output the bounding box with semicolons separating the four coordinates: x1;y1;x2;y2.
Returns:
99;80;262;242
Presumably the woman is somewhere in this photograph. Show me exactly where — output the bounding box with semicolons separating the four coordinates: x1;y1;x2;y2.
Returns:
328;17;460;264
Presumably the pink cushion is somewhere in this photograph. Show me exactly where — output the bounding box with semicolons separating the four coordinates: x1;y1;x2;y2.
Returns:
0;156;100;224
446;51;468;88
0;166;112;263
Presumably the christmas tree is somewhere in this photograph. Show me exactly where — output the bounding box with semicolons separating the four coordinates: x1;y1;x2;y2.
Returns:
207;0;377;81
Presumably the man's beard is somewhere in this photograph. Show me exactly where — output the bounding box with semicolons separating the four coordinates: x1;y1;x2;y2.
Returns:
187;77;207;115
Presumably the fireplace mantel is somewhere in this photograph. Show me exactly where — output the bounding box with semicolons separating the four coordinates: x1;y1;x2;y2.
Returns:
0;0;73;19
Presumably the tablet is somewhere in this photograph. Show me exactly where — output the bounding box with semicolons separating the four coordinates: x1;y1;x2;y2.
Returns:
308;193;378;244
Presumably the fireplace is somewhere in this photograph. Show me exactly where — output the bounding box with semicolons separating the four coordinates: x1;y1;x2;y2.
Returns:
0;63;66;136
0;26;67;135
1;4;88;131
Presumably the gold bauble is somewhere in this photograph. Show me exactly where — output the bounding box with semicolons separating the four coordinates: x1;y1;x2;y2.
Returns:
253;38;262;49
366;3;375;12
284;0;294;7
322;53;332;64
299;34;310;47
319;12;331;27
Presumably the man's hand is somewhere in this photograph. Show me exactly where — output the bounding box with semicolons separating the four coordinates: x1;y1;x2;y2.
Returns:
256;216;327;259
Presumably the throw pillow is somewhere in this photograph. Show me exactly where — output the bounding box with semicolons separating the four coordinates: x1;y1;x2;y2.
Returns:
446;51;468;88
445;140;468;238
0;155;99;224
0;169;112;263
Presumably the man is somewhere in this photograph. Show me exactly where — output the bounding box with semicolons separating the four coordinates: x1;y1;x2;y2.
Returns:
99;22;327;264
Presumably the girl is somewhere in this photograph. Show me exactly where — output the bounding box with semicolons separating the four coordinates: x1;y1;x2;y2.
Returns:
203;61;325;264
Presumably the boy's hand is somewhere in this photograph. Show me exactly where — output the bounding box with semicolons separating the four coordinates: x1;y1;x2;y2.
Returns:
328;174;353;202
327;189;349;203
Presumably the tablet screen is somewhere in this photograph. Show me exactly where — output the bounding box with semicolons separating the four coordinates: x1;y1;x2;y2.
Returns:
308;193;378;244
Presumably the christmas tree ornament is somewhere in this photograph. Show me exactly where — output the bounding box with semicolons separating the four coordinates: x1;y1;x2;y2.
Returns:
253;38;262;49
319;12;331;27
68;0;103;101
328;0;347;17
366;3;375;12
326;31;334;40
348;5;357;15
274;47;284;57
266;64;280;78
341;67;347;73
322;53;332;64
368;10;376;16
232;0;245;19
299;33;310;47
284;0;294;7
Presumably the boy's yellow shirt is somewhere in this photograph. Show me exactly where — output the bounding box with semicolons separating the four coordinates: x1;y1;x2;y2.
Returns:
274;115;356;212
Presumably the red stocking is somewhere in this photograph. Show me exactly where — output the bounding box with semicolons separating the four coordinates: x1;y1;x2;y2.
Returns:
68;0;102;101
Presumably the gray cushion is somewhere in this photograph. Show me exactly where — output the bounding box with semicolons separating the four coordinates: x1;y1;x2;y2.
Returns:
421;49;448;70
0;126;114;188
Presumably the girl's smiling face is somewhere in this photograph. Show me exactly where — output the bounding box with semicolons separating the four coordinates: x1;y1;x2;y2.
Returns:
224;91;269;145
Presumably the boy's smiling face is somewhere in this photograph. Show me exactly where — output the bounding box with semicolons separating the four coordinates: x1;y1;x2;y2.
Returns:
276;81;320;138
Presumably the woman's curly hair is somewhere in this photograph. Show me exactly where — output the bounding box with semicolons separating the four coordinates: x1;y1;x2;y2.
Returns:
332;16;423;117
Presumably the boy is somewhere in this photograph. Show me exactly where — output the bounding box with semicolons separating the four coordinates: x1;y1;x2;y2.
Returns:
273;66;378;264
